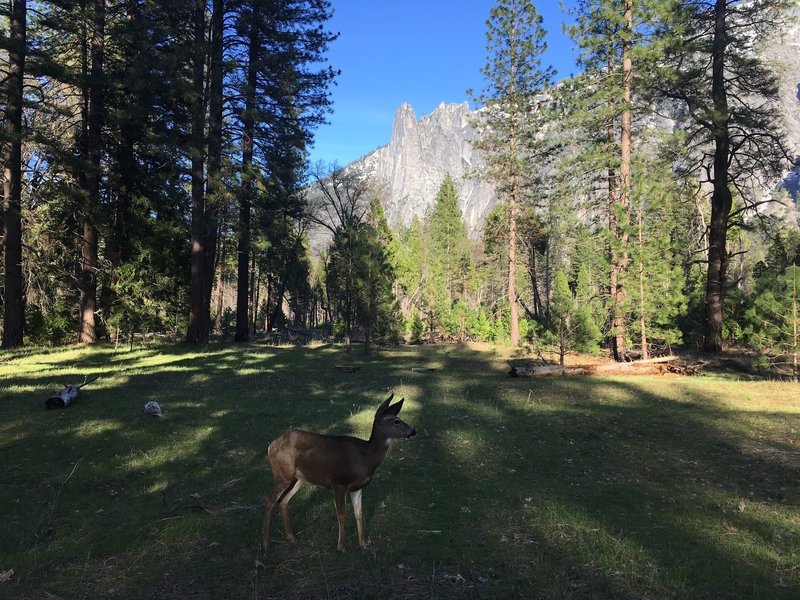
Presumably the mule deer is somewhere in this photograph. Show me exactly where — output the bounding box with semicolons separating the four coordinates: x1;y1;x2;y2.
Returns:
263;394;416;552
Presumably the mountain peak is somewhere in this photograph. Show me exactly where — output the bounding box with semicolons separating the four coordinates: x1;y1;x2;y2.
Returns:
354;102;494;237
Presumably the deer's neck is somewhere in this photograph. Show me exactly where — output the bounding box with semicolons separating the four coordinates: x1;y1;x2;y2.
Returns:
366;430;391;464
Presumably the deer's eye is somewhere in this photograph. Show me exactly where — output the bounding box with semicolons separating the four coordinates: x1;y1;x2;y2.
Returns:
393;419;401;425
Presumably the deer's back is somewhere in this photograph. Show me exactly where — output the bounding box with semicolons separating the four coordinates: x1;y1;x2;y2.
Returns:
268;430;377;489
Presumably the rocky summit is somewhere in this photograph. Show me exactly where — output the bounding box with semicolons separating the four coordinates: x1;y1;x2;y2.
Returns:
352;102;495;238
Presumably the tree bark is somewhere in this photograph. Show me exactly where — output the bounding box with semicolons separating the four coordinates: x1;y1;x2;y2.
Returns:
508;187;519;347
203;0;224;329
79;0;105;343
236;3;259;342
2;0;26;348
704;0;732;353
638;203;649;359
612;0;634;361
608;123;625;360
186;0;208;345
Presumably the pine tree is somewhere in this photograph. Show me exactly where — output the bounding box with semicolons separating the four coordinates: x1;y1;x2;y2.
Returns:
746;264;800;382
428;175;471;306
186;0;210;345
653;0;792;352
231;0;337;342
77;0;105;343
423;175;472;338
2;0;26;348
629;160;688;354
550;270;572;366
563;0;651;361
470;0;555;348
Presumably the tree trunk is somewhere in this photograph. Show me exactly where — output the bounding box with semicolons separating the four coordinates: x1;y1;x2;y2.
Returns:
508;185;519;347
186;0;208;345
704;0;732;353
236;4;259;342
608;136;625;360
620;0;635;359
2;0;26;348
792;265;798;383
528;244;543;320
213;227;226;333
203;0;224;329
79;0;105;343
269;282;286;332
638;203;649;360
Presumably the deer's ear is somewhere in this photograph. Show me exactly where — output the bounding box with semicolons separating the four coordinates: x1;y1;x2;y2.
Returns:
376;393;394;415
383;398;404;417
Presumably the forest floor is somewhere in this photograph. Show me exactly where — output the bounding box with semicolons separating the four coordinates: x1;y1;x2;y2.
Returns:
1;340;799;599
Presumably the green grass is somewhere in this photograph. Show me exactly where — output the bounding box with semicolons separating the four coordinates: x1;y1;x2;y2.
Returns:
1;341;799;599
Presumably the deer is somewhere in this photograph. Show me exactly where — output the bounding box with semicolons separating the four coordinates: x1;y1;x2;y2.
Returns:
262;393;416;552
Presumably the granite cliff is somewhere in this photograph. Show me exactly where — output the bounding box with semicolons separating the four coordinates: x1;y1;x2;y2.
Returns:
351;102;495;237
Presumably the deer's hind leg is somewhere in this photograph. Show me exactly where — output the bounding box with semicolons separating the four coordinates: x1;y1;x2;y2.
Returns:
263;477;299;551
333;485;348;552
278;478;303;542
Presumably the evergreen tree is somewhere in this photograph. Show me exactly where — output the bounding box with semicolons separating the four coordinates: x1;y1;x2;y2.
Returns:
745;264;800;382
395;216;425;324
629;161;688;354
423;175;472;339
563;0;659;361
428;176;471;305
550;270;572;365
470;0;555;348
652;0;792;352
77;0;105;343
1;0;26;348
231;0;337;342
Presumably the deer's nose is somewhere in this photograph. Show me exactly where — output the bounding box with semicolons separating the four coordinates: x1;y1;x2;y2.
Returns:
407;429;417;438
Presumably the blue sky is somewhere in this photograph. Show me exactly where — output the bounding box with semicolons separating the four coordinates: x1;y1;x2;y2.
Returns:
308;1;579;167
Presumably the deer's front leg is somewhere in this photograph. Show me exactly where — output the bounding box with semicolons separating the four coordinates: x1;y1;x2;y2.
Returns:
350;489;367;549
333;486;347;552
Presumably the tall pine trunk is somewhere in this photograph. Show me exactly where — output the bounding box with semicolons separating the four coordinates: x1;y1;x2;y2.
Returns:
186;0;208;345
637;203;649;359
508;189;519;347
203;0;224;330
608;110;625;360
236;4;259;342
704;0;732;353
611;0;634;361
79;0;105;343
2;0;26;348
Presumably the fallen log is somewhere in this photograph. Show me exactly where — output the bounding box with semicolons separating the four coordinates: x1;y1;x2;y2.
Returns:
508;356;678;378
45;375;100;409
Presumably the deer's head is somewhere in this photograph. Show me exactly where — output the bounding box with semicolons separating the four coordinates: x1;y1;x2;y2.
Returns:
372;394;416;444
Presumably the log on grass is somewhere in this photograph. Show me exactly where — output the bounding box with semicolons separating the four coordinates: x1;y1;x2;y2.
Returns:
45;375;100;409
508;356;678;378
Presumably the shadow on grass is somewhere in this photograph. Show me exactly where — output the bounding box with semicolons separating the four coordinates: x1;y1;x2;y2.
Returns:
0;342;798;599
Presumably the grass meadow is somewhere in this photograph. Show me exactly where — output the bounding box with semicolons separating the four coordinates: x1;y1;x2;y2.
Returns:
1;341;799;599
